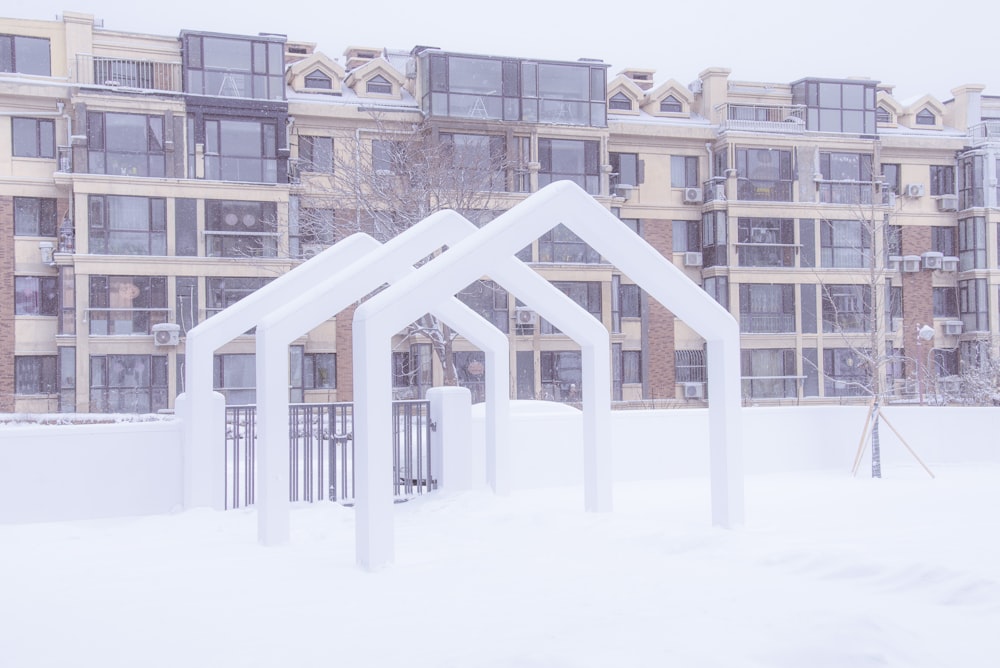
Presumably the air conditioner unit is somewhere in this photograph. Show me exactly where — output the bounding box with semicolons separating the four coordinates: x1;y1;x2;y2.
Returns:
682;187;703;204
922;251;944;270
684;251;703;267
39;241;55;265
943;320;963;336
901;255;921;273
941;256;959;272
892;316;903;332
886;255;903;272
682;382;705;399
614;184;636;201
882;192;896;208
937;194;959;212
302;243;324;259
515;308;536;326
904;183;925;198
152;323;181;347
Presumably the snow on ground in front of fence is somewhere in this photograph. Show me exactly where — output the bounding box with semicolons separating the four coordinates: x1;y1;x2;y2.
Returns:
2;464;999;668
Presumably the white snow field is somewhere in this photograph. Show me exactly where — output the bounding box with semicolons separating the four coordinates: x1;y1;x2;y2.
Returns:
1;463;997;668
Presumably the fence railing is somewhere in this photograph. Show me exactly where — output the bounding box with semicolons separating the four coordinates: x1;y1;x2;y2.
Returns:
224;400;434;510
75;54;183;92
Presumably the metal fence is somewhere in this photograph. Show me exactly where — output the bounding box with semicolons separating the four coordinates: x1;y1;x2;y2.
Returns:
224;400;434;510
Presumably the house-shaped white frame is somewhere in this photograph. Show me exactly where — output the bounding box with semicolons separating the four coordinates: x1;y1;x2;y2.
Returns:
353;181;744;569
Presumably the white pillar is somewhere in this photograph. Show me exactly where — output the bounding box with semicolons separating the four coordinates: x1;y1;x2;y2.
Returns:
176;390;226;510
255;327;290;545
428;386;474;491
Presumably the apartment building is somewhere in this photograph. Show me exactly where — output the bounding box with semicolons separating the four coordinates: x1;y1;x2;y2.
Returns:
2;11;998;413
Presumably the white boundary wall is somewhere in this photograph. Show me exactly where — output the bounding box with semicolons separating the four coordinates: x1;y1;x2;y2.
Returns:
0;420;183;524
0;405;995;525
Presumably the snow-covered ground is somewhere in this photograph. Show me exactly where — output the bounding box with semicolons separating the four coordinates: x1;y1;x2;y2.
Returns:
1;464;998;667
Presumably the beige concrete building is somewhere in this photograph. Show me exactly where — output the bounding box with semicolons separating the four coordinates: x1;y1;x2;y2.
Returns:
2;11;998;413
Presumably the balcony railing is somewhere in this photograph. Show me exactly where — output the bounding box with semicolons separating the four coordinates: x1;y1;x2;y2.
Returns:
717;104;807;133
75;54;183;93
739;314;795;334
703;177;727;202
817;180;877;205
737;178;794;202
969;121;1000;146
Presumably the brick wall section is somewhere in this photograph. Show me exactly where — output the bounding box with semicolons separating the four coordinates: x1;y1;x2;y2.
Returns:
335;303;356;401
901;225;934;373
641;219;677;399
0;197;14;411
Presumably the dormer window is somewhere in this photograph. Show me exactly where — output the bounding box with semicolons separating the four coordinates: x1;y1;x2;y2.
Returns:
876;105;891;124
366;74;392;95
916;109;936;125
609;92;632;111
304;70;332;90
660;95;682;113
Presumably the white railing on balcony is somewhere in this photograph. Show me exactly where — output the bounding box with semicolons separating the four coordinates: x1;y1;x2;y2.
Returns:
969;121;1000;146
717;104;807;133
75;54;183;92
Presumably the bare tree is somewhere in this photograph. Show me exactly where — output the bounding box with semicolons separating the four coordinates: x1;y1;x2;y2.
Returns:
293;114;513;387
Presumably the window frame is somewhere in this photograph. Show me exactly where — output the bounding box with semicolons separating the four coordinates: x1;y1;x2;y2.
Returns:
12;117;55;158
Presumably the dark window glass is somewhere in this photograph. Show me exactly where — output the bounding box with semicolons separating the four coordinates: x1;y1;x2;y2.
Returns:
740;348;798;399
206;276;271;318
366;74;392;95
203;118;278;183
88;196;166;255
205;200;278;258
184;34;284;100
88;275;168;335
299;135;333;172
15;355;57;394
86;112;165;177
822;284;871;333
736;148;793;201
537;138;600;194
304;70;331;89
933;287;958;318
737;218;795;267
915;109;936;125
660;95;682;113
609;92;632;110
670;155;699;188
303;353;336;389
89;354;168;413
538;224;601;264
14;197;57;236
457;280;509;333
821;219;872;268
15;276;58;315
0;34;51;75
540;350;582;402
930;165;955;196
957;216;986;271
609;152;640;190
12;117;55;158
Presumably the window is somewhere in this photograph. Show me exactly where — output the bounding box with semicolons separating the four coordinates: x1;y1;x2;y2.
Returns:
619;283;641;319
958;278;988;332
458;280;509;332
304;70;332;90
701;210;728;268
295;207;336;256
538;223;601;263
821;219;872;268
703;276;728;310
790;79;876;134
366;74;392;95
741;348;797;399
421;51;606;127
931;226;956;257
739;284;795;333
206;277;270;319
0;34;50;75
91;354;168;413
203;118;278;183
538;138;600;194
915;109;936;125
183;33;284;100
823;348;870;396
440;133;506;191
675;349;706;383
818;152;874;204
660;95;682;113
176;276;198;334
822;284;871;333
609;152;641;189
15;356;57;395
88;276;167;335
205;200;278;258
735;148;792;201
934;348;960;377
303;353;336;389
299;135;333;173
959;154;984;209
881;163;900;196
12;117;55;158
876;105;892;124
15;276;57;316
957;216;986;271
213;353;256;405
670;155;699;188
87;112;165;177
929;165;955;196
455;351;488;403
392;344;432;399
885;224;902;258
540;351;582;402
608;92;632;111
88;196;166;256
621;350;641;384
736;218;795;267
541;282;602;334
673;220;701;252
933;287;958;318
14;197;57;236
372;139;406;174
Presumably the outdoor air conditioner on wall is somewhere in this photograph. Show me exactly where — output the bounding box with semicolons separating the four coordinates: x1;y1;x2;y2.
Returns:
887;255;903;272
152;323;181;347
922;251;944;270
937;194;959;212
682;382;705;399
905;183;925;198
683;187;703;204
302;243;324;259
684;251;703;267
944;320;963;336
901;255;921;272
515;308;536;326
941;256;959;272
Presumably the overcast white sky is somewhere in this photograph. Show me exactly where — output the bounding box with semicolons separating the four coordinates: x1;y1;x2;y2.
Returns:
9;0;998;103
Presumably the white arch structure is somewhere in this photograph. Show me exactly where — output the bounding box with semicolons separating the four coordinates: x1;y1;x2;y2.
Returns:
353;181;744;569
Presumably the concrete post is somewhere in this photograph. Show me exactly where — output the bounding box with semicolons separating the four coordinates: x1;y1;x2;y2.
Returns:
428;386;474;491
176;390;226;510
